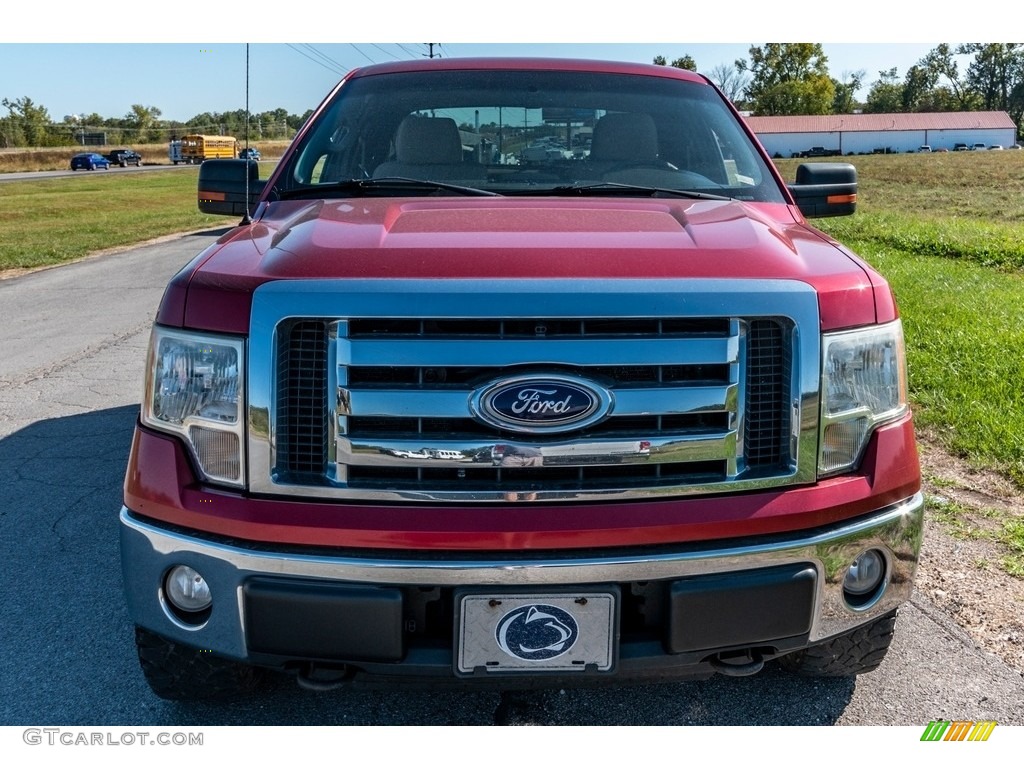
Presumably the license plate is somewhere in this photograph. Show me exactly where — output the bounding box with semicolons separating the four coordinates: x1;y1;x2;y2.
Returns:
457;592;616;674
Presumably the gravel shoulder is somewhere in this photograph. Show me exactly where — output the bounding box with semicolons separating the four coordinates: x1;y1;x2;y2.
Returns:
915;433;1024;677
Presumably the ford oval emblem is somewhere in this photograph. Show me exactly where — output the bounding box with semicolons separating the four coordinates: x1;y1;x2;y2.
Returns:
471;375;612;434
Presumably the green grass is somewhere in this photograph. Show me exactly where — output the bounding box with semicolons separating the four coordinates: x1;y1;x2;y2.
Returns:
780;154;1024;487
927;495;1024;577
781;153;1024;578
0;169;224;271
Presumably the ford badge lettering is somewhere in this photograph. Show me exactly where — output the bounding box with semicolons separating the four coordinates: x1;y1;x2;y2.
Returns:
471;375;612;434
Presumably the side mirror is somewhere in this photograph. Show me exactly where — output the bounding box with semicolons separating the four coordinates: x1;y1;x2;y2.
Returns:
787;162;857;218
198;159;265;216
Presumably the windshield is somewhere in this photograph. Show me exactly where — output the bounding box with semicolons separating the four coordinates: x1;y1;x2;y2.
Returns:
278;67;786;203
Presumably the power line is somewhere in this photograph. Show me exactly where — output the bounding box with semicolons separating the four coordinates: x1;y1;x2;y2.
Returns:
349;44;376;65
285;43;346;76
302;44;348;73
394;43;421;59
370;44;405;62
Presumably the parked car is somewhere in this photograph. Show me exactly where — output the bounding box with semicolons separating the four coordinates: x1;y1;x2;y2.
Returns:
799;146;841;158
239;147;261;161
106;148;143;167
70;152;110;171
917;145;932;153
953;143;970;151
988;145;1004;151
1009;144;1022;150
971;143;987;151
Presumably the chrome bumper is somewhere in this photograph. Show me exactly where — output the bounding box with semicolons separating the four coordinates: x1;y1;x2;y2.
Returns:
120;492;923;664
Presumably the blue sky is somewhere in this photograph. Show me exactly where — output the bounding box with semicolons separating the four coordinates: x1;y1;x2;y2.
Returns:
0;43;948;122
0;1;996;122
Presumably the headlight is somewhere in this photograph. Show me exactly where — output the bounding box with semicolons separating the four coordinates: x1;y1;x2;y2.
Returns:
142;327;245;486
819;320;908;476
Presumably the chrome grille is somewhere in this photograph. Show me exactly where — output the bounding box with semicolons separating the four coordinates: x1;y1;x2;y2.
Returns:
248;279;820;502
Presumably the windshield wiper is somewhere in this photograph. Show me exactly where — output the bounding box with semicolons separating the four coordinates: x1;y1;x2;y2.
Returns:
277;177;502;200
547;181;732;201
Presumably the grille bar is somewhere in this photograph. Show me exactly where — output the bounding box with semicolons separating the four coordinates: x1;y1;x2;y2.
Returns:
339;336;738;367
249;278;819;503
339;385;737;419
338;430;737;469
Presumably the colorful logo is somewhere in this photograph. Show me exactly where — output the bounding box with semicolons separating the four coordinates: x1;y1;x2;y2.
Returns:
920;721;997;742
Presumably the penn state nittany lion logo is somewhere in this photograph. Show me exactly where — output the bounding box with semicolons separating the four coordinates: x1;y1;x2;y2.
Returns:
495;604;579;661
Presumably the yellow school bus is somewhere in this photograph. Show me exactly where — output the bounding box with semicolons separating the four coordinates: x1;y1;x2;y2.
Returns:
170;134;238;164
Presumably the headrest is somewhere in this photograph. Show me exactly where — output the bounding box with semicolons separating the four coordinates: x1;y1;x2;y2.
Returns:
395;116;463;164
590;113;659;162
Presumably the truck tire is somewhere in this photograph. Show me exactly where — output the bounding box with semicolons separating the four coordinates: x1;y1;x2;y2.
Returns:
778;609;897;677
135;626;263;700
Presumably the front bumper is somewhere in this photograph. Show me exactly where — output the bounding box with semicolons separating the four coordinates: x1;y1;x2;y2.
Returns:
120;492;923;682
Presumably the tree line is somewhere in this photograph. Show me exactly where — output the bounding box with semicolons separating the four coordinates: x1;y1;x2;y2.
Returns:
0;99;313;148
656;43;1024;129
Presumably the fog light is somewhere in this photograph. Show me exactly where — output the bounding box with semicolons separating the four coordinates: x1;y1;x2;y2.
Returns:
165;565;212;613
843;549;886;607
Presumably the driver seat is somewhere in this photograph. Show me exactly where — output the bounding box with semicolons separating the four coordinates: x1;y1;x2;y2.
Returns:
588;112;660;166
374;116;486;181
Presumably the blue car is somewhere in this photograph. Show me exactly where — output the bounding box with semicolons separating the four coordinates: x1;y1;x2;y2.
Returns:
239;147;261;161
71;152;111;171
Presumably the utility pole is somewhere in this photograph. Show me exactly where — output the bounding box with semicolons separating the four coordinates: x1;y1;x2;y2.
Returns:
426;43;437;59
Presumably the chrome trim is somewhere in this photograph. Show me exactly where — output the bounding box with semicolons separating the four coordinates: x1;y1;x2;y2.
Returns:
339;431;729;468
119;492;924;659
339;335;738;367
340;384;735;420
248;278;820;501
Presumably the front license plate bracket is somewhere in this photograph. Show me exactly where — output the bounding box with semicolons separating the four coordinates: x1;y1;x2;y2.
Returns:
455;590;618;676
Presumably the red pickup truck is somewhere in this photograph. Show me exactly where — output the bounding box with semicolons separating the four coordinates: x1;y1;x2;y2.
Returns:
120;57;922;699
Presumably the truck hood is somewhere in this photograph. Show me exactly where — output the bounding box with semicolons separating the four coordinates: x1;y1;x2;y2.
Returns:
166;197;888;333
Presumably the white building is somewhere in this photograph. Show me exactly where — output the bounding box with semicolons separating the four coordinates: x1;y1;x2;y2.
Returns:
744;112;1018;157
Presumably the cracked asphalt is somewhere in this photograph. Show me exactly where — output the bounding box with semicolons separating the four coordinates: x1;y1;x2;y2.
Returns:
1;230;1022;728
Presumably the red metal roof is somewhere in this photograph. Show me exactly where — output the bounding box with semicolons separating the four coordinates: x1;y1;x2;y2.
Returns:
744;111;1016;134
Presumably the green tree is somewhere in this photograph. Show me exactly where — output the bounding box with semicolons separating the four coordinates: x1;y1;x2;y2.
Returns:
653;54;697;71
125;104;163;143
920;44;980;110
1;96;54;146
737;43;835;115
900;64;938;111
864;68;904;113
962;43;1024;123
831;70;865;114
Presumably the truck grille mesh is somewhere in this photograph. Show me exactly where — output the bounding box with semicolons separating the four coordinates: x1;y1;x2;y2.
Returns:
273;316;793;495
276;320;329;476
745;320;790;468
